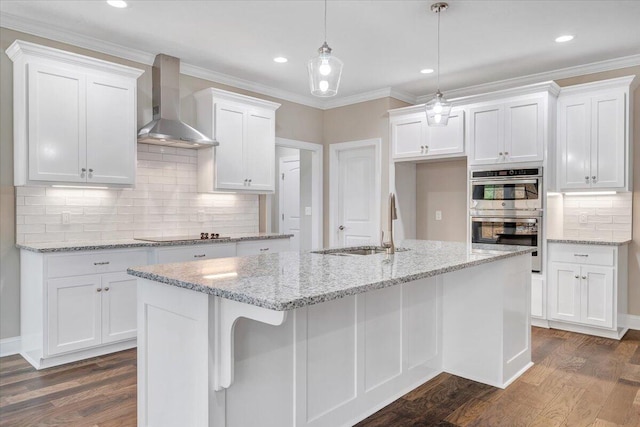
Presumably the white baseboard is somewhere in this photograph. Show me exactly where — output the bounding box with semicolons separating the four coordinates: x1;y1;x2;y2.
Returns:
623;314;640;331
0;336;21;357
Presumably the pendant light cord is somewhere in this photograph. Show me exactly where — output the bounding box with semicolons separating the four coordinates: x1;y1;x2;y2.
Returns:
324;0;328;42
436;6;440;91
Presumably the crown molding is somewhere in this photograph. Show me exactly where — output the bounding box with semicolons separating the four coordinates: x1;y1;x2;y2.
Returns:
180;62;322;109
0;11;155;65
415;54;640;104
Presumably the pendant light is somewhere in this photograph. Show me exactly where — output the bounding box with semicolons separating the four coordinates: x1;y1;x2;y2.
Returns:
425;2;452;126
308;0;343;97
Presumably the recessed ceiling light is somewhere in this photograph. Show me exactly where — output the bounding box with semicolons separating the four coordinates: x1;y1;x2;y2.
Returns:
273;57;288;63
420;68;435;74
555;35;574;43
107;1;128;8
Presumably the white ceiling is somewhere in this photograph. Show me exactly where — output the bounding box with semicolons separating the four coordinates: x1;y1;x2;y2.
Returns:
2;0;640;108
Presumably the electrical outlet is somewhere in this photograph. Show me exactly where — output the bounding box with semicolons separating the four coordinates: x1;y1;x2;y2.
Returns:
435;210;442;221
62;211;71;225
579;212;588;224
197;210;206;222
304;206;312;216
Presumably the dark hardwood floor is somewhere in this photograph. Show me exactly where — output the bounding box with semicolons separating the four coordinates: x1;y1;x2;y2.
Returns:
1;327;639;426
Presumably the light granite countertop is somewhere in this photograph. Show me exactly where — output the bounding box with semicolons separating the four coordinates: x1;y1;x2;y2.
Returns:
547;237;631;246
16;233;292;253
127;240;535;311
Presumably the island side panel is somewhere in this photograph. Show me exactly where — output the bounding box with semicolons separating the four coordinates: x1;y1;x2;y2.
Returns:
137;279;210;427
441;254;532;388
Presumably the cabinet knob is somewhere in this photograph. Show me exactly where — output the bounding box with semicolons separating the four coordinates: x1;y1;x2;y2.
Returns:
585;176;590;182
582;276;587;280
338;225;345;231
591;176;597;182
96;288;102;292
575;275;579;279
104;287;110;292
499;152;503;156
425;145;429;152
504;151;509;156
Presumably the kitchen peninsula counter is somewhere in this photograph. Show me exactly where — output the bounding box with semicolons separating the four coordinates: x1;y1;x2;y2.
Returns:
131;240;534;427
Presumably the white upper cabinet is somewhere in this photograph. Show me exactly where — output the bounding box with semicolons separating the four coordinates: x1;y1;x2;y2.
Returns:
390;107;465;161
7;40;143;187
468;95;547;165
557;76;635;191
195;88;280;193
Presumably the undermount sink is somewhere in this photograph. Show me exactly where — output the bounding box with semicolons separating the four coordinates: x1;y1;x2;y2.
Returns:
313;246;410;256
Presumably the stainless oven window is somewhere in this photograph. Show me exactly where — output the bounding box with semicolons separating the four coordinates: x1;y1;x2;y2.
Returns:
471;217;538;246
471;181;539;202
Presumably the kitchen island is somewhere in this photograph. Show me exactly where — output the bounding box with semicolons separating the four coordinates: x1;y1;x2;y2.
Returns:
127;240;534;427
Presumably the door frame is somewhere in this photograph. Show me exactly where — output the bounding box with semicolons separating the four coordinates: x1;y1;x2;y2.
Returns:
278;155;300;249
329;138;382;247
267;138;323;250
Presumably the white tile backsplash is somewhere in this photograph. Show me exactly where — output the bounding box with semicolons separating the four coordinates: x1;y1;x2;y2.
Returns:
559;192;632;240
16;143;259;244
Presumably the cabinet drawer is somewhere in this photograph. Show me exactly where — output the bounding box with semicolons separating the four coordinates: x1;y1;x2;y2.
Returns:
46;249;149;279
549;244;615;266
155;243;236;264
236;238;290;256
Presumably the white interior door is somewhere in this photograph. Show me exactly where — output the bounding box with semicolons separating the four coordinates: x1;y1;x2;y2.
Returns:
279;157;301;251
331;141;381;247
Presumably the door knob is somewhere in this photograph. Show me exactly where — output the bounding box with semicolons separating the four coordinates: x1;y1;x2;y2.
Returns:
338;225;345;231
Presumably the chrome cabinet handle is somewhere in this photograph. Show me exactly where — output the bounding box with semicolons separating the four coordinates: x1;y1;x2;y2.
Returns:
425;145;429;152
499;152;503;156
575;275;579;279
104;287;110;291
94;261;110;265
591;176;597;183
259;248;269;252
504;151;509;156
338;225;345;231
81;168;86;177
573;254;589;258
585;176;590;183
248;179;252;185
582;276;587;280
193;254;206;258
96;288;102;292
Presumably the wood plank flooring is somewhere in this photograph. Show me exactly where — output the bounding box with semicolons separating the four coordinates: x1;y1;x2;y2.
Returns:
1;327;639;426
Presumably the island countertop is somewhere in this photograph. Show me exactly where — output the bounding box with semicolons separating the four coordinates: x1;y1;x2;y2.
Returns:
127;240;534;311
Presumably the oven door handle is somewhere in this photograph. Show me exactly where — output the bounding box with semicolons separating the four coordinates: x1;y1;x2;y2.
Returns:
471;179;539;186
471;217;538;224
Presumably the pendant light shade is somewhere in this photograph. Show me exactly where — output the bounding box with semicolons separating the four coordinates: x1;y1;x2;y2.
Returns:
308;42;343;97
308;0;343;97
426;2;451;126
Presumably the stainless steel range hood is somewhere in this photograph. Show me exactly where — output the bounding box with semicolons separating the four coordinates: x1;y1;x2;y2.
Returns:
138;54;217;148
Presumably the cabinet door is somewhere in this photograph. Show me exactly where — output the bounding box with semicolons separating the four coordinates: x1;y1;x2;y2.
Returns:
245;109;275;191
590;92;625;189
236;238;291;256
469;105;503;165
155;243;236;264
557;97;591;190
28;63;86;183
548;262;581;323
86;74;136;185
214;103;246;190
101;272;137;344
580;266;614;328
426;110;465;156
47;275;102;355
391;115;426;159
504;98;544;163
531;275;544;318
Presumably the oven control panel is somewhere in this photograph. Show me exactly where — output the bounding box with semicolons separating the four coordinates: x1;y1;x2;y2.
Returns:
471;168;542;179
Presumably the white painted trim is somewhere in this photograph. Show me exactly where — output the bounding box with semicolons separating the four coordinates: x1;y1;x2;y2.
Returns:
0;336;21;357
329;138;382;248
3;10;639;111
624;314;640;331
278;155;300;246
416;54;640;104
275;138;324;250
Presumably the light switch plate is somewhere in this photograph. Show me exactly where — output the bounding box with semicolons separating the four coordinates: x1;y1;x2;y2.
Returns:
579;213;588;224
435;210;442;221
62;211;71;225
305;207;312;216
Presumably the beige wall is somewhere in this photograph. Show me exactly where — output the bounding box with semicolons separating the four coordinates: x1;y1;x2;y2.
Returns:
555;65;640;316
416;159;468;242
322;97;409;245
0;27;323;339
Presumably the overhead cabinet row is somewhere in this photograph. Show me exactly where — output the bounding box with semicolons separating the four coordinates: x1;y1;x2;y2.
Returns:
390;76;635;191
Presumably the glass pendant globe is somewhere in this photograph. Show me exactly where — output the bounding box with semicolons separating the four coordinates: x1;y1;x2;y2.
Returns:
425;91;452;126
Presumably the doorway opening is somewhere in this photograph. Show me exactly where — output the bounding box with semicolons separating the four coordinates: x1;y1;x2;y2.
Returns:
267;138;323;251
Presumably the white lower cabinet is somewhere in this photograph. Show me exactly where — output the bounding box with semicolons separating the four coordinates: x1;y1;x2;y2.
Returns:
154;243;236;264
21;248;149;369
547;243;627;339
236;238;291;256
530;275;545;319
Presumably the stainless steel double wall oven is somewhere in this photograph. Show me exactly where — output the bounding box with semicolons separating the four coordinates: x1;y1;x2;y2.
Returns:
470;168;543;272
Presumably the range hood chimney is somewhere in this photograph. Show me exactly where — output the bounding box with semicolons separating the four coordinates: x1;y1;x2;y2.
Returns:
138;54;217;148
